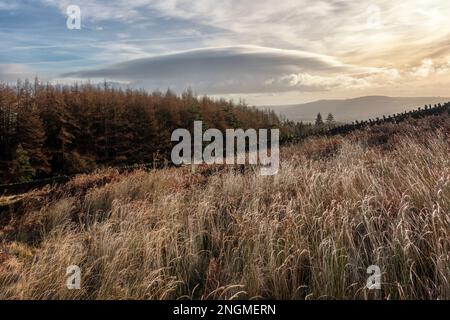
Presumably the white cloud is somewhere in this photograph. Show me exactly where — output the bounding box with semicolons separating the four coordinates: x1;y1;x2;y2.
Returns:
40;0;450;63
408;58;450;78
0;1;19;10
268;67;401;91
0;64;36;83
412;59;435;77
10;1;450;100
272;73;370;91
42;0;143;21
62;45;376;94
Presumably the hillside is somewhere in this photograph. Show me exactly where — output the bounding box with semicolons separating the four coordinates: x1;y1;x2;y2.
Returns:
268;96;450;123
1;112;449;300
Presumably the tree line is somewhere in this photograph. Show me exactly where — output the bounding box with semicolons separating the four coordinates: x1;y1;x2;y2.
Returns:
1;79;303;183
4;78;443;184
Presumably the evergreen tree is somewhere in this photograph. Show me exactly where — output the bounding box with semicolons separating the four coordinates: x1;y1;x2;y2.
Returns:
0;86;16;164
315;113;324;127
10;144;35;182
16;84;50;176
326;113;335;127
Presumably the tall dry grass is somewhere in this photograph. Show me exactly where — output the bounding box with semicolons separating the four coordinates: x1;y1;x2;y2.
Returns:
0;130;449;300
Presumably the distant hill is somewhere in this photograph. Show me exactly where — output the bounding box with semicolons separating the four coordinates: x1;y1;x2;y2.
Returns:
265;96;450;123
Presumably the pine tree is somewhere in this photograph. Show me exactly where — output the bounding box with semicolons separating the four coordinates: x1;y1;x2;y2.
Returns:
38;84;78;174
0;85;16;161
326;113;335;127
16;82;50;176
10;144;35;182
315;113;324;127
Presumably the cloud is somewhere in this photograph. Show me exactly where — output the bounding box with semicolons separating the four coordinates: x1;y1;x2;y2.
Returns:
61;45;380;94
270;73;370;91
267;67;401;92
3;1;450;101
42;0;144;22
412;59;435;77
408;58;450;78
36;1;450;71
0;64;36;83
0;1;19;10
40;0;450;65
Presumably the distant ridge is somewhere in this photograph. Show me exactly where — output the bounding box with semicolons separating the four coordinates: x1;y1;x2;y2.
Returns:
265;96;450;123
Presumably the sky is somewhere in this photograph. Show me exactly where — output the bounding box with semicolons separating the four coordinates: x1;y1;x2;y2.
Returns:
0;0;450;105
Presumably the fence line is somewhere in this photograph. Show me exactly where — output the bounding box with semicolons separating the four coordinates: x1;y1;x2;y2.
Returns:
0;159;169;196
282;102;450;144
